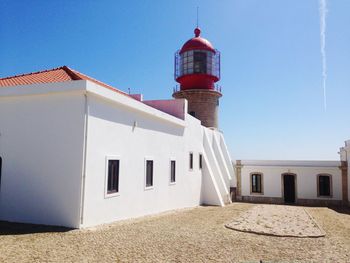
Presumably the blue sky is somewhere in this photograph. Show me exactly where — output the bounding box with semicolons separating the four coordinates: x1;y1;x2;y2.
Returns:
1;0;349;160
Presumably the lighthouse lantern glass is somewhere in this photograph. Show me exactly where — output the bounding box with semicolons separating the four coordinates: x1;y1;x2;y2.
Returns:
174;49;220;79
193;51;207;74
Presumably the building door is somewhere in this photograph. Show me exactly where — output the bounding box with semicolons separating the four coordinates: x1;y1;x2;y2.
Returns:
283;174;296;203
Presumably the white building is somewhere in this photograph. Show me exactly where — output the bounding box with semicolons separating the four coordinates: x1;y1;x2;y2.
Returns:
0;28;348;228
0;64;234;228
235;159;348;206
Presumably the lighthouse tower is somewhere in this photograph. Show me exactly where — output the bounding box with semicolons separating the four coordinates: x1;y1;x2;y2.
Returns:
173;27;221;128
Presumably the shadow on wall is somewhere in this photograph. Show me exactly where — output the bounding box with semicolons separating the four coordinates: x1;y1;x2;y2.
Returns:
0;221;72;235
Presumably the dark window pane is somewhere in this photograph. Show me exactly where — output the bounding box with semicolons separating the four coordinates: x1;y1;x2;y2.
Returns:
199;154;202;169
107;160;119;193
193;51;207;74
189;111;196;117
252;174;262;193
189;153;193;170
171;160;176;183
319;175;330;196
146;160;153;187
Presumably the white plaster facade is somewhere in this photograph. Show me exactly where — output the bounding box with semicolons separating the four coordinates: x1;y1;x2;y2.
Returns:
0;80;233;228
238;160;342;202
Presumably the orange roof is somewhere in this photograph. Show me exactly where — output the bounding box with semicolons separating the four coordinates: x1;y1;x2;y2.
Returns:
0;66;128;96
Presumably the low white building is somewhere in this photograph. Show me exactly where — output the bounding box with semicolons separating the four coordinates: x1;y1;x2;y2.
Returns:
0;66;233;228
235;159;346;206
234;140;350;207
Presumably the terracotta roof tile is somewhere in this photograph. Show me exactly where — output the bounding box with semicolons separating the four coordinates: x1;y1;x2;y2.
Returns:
0;66;128;96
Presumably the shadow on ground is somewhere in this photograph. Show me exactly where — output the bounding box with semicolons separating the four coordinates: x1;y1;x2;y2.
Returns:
0;221;72;235
329;206;350;216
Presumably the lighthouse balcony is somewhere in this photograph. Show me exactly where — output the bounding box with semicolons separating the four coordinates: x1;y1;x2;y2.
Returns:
173;84;222;94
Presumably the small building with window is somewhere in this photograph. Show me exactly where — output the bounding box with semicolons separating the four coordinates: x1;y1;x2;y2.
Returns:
235;160;346;206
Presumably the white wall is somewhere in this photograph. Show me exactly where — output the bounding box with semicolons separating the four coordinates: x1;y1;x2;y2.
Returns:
81;92;204;227
240;161;342;201
201;129;232;206
0;88;86;228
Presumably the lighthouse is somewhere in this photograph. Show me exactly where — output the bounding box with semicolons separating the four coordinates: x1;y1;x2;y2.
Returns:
173;27;221;128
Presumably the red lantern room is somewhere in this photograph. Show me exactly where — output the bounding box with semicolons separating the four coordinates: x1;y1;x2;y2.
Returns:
174;27;220;90
173;27;222;128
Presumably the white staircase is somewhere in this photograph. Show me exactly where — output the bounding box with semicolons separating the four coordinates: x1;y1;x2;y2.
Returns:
201;128;234;206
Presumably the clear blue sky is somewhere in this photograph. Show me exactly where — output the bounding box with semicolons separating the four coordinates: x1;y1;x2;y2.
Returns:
1;0;349;160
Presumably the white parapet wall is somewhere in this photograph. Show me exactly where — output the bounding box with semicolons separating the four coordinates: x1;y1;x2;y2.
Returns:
143;99;187;120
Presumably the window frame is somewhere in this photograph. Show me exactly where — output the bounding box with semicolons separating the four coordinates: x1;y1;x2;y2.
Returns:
250;172;264;195
144;158;154;190
104;156;121;198
189;152;194;171
169;158;176;185
317;174;333;197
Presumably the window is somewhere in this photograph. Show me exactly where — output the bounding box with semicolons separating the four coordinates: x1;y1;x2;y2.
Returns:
146;160;153;188
193;51;207;74
251;173;263;194
189;111;196;117
170;160;176;183
199;154;203;169
189;153;193;170
107;159;119;194
318;174;331;197
180;50;216;76
176;49;220;79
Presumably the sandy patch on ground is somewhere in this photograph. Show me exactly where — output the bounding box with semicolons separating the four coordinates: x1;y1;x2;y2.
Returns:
226;204;325;237
0;203;349;262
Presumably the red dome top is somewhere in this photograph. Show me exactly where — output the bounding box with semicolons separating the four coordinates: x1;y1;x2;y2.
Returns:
179;28;215;54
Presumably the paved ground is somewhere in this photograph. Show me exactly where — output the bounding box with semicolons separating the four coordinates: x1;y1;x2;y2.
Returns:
226;204;325;237
0;203;349;262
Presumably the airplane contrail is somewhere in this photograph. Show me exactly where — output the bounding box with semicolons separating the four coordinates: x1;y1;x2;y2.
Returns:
319;0;328;111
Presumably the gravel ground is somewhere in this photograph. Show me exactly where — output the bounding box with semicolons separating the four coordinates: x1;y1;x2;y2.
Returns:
0;203;349;262
226;204;325;237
